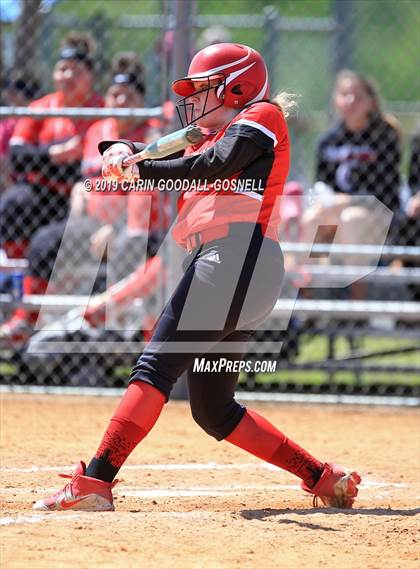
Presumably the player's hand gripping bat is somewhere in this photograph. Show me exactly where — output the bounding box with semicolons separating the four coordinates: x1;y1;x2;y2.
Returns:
121;125;203;167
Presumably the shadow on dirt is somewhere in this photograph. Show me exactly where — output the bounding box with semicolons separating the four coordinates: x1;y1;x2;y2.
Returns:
240;507;420;522
276;518;341;531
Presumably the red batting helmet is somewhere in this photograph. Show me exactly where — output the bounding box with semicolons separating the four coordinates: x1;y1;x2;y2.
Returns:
172;43;269;127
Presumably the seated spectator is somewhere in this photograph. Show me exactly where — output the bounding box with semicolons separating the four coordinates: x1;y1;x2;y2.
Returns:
302;70;401;266
393;130;420;302
0;53;170;347
406;130;420;236
0;32;103;260
394;130;420;244
0;72;40;192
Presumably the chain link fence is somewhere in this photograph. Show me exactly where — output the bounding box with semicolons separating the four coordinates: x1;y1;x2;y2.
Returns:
0;0;419;397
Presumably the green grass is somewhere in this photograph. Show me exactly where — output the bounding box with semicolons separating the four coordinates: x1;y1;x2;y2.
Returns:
0;361;16;376
240;334;420;386
295;334;420;365
54;0;332;18
355;0;420;102
239;370;419;386
55;0;161;17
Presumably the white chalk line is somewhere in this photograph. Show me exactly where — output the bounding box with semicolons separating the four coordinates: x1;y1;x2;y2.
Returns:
0;479;408;499
1;462;410;526
1;483;300;497
0;510;218;527
1;477;414;528
0;512;82;526
120;484;408;498
0;463;410;492
1;477;412;527
121;485;295;497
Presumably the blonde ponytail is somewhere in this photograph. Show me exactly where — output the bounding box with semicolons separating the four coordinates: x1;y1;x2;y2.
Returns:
271;91;299;119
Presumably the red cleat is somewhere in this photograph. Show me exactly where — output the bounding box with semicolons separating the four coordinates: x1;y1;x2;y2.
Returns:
33;461;117;511
301;462;362;508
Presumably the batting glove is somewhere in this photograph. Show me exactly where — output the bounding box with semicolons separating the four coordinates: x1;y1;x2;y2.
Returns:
102;143;139;180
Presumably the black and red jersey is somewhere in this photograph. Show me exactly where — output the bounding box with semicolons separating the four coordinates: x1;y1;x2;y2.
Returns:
315;113;401;211
101;101;290;250
408;132;419;194
172;102;289;247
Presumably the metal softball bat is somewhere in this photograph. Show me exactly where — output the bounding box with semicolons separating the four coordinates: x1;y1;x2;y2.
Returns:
122;125;203;166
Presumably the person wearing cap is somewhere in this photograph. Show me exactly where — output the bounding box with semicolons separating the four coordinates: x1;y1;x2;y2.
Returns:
0;54;168;347
0;32;103;262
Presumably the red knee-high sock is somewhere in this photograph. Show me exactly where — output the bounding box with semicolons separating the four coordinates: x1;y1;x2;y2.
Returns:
85;381;166;482
225;409;324;488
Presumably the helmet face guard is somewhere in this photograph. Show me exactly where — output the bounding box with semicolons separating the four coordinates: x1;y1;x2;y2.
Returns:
174;75;226;128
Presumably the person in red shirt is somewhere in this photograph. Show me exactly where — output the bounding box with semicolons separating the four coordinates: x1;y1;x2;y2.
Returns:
34;44;361;512
0;53;168;346
0;33;103;261
76;54;170;333
0;72;40;193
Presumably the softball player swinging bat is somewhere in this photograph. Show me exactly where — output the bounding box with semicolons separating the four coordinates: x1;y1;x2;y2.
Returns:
34;43;361;512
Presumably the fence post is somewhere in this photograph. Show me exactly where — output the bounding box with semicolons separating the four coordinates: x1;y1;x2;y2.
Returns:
89;11;108;93
263;5;280;91
14;0;42;76
39;9;54;89
160;0;172;102
168;0;194;401
333;0;354;73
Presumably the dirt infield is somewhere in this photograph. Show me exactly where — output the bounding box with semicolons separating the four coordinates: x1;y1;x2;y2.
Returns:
1;393;419;569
